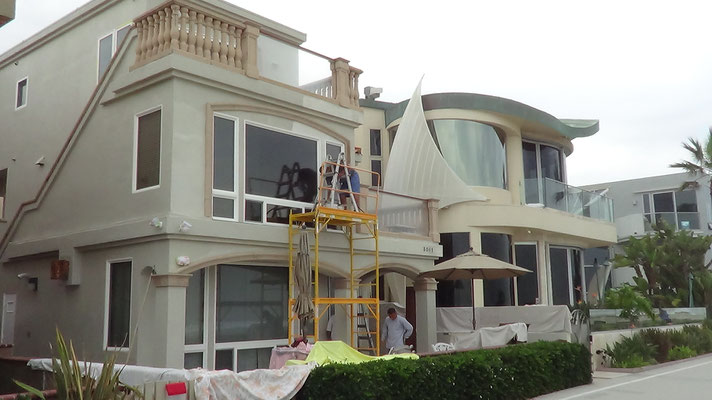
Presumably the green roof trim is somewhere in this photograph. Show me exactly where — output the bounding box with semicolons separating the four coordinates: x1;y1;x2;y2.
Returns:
381;93;599;139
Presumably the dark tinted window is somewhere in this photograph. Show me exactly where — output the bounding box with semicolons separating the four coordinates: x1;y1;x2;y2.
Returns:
213;116;235;191
515;244;538;305
245;125;317;203
436;233;471;307
108;261;131;347
136;109;161;190
481;233;512;306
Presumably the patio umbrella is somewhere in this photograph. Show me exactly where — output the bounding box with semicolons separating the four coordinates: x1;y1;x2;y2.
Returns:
419;249;532;329
293;233;314;336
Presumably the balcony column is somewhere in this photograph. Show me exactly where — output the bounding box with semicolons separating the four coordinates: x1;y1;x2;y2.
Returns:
414;277;438;353
505;131;524;205
241;22;259;78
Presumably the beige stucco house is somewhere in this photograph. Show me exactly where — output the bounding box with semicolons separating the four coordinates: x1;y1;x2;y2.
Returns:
0;0;615;372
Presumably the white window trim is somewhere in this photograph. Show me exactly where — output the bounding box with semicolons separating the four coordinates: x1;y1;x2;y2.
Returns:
104;258;133;352
132;105;163;193
184;269;209;368
212;264;290;370
14;76;28;110
212;113;239;221
643;190;699;231
97;24;132;82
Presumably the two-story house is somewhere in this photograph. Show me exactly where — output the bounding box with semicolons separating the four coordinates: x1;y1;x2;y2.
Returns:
0;0;442;371
355;90;618;309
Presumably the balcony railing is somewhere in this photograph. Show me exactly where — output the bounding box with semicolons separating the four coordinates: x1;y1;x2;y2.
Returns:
131;0;361;108
362;189;438;241
538;178;614;222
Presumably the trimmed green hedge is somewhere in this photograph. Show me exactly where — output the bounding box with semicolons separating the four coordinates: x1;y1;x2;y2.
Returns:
296;341;591;400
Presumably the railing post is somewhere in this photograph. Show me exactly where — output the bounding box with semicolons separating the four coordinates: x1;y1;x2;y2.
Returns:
332;57;352;107
242;22;260;78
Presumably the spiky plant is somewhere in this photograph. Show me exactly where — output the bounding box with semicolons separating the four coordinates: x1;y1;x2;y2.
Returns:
670;128;712;196
14;328;142;399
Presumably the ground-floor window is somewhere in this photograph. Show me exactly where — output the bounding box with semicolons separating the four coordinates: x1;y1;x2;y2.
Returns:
549;246;583;306
435;232;472;307
514;243;539;305
481;233;513;306
106;260;131;350
184;264;289;371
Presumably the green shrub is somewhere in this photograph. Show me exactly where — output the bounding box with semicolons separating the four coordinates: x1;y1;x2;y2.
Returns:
639;329;672;362
605;335;657;368
296;342;591;400
668;345;697;361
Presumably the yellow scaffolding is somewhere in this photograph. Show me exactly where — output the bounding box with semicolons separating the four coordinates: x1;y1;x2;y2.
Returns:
288;160;380;355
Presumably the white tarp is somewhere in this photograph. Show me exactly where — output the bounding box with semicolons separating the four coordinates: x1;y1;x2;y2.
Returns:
383;80;486;207
436;305;572;334
27;359;189;386
187;364;315;400
450;322;528;350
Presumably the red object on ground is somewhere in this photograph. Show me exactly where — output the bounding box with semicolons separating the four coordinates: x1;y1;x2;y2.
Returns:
165;382;187;395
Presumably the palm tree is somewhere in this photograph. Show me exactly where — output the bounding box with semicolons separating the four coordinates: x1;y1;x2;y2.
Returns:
670;127;712;197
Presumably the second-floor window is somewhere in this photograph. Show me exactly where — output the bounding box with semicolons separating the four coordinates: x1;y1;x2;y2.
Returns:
98;25;130;80
15;77;27;109
523;140;564;205
370;129;382;187
134;108;161;191
643;190;698;230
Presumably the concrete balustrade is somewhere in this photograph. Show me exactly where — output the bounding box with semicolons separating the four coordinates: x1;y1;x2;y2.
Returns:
131;0;361;109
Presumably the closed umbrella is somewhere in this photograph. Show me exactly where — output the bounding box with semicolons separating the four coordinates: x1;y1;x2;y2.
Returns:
293;233;314;335
419;249;532;329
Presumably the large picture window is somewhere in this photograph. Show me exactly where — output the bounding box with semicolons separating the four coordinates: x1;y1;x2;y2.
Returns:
428;120;506;189
244;124;318;224
216;265;288;343
643;190;699;230
435;233;472;307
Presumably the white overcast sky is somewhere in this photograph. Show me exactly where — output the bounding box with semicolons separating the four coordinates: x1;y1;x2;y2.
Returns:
2;0;711;186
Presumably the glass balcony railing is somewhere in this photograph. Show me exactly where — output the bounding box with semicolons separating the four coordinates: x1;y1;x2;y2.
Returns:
527;178;614;222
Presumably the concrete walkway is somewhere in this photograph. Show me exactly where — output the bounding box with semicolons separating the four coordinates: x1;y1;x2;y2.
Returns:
535;353;712;399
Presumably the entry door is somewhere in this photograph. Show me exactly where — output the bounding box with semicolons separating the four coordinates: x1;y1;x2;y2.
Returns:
1;293;16;345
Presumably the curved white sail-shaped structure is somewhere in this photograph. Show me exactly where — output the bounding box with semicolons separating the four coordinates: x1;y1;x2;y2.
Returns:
383;81;487;207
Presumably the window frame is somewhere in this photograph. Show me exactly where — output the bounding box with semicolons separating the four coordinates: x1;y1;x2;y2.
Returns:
103;258;133;352
242;120;322;224
211;264;290;370
642;190;699;231
212;113;240;221
522;139;566;205
132;105;163;193
15;77;28;110
546;245;584;306
513;242;539;306
97;24;131;82
184;269;208;368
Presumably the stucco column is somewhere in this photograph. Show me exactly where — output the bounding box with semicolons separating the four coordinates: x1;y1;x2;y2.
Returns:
332;58;352;107
505;131;524;205
332;278;353;344
136;274;190;368
414;277;437;353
